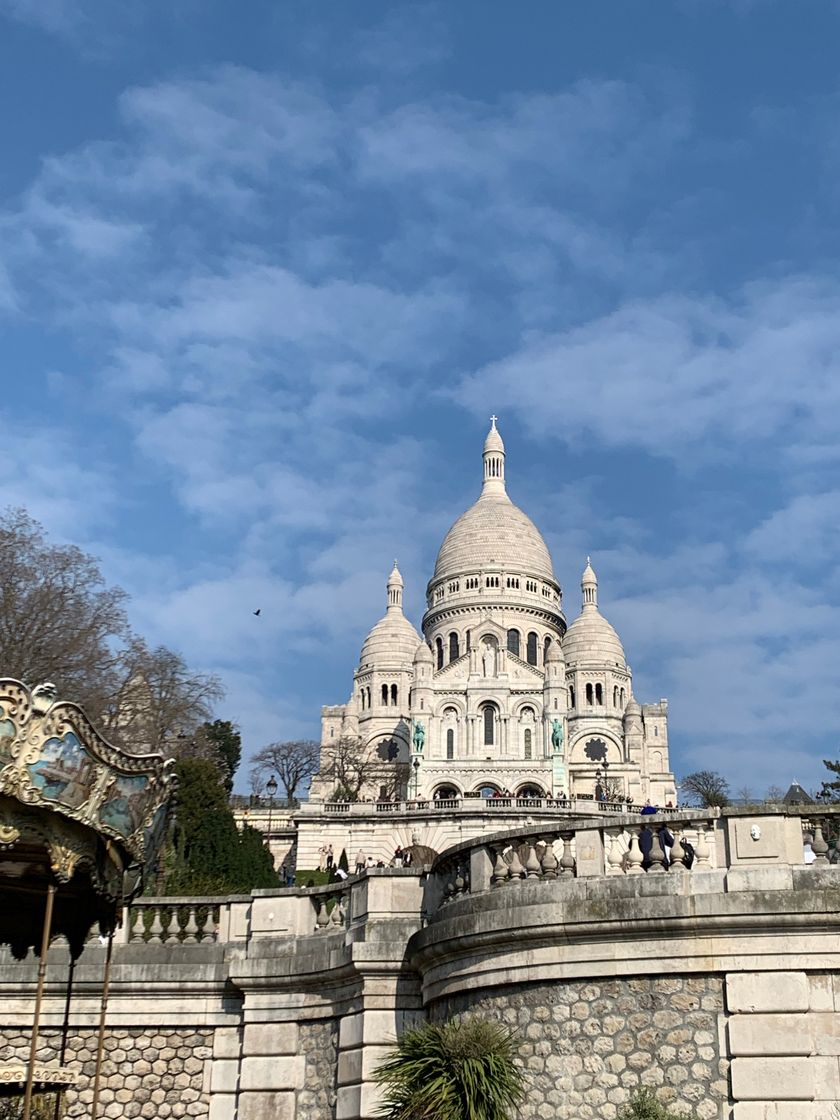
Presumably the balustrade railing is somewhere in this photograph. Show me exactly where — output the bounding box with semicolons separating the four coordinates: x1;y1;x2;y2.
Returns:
311;883;351;933
125;898;221;944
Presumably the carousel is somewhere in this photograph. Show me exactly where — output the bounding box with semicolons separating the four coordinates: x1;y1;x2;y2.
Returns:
0;679;175;1119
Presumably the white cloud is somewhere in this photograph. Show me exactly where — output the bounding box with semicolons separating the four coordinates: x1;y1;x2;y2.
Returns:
456;277;840;464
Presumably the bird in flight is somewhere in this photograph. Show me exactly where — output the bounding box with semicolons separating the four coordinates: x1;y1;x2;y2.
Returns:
253;609;261;616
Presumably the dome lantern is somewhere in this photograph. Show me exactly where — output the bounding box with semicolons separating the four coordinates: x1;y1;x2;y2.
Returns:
482;415;506;496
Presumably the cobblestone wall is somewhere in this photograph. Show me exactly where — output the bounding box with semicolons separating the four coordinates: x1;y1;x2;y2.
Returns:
297;1019;339;1119
434;975;730;1120
0;1028;212;1119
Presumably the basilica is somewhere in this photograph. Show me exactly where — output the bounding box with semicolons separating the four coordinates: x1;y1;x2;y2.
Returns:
310;420;676;807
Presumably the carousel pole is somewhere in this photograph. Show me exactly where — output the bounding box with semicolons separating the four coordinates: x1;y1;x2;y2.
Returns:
54;954;76;1120
23;881;56;1120
90;926;115;1120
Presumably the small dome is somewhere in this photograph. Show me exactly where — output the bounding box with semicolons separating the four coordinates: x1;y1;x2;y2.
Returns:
625;696;642;715
563;559;626;668
358;566;422;669
359;613;422;669
545;639;565;664
414;640;434;664
563;610;626;668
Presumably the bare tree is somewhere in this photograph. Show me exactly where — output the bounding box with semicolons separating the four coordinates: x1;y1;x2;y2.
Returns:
0;508;128;710
736;785;754;806
0;508;224;756
679;770;730;808
101;639;223;755
249;740;321;806
319;734;408;802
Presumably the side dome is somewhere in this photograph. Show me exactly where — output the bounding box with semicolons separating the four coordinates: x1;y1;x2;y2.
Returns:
358;563;422;669
432;418;556;584
563;559;627;668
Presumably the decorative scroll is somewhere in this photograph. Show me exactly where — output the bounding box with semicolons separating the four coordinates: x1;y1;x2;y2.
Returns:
0;678;175;874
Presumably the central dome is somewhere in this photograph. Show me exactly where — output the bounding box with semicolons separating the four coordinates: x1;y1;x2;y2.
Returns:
433;492;555;582
432;419;556;585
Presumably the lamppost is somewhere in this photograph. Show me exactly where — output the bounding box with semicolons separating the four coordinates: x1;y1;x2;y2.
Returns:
412;758;421;799
266;774;278;842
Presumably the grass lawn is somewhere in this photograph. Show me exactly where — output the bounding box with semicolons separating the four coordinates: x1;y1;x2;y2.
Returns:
294;869;333;887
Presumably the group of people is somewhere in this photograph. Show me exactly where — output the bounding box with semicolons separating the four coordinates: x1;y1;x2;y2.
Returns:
316;841;415;880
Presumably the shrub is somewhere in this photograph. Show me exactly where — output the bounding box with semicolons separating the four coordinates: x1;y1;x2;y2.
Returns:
373;1016;525;1120
619;1088;698;1120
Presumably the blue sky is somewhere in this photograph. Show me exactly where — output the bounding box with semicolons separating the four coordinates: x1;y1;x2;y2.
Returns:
1;0;839;797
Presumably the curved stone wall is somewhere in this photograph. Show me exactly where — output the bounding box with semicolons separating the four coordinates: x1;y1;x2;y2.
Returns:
432;975;728;1120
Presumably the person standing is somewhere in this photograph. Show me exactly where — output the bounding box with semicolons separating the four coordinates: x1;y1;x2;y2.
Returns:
318;845;327;873
355;848;366;875
326;844;334;870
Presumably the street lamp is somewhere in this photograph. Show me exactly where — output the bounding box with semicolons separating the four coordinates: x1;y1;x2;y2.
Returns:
266;775;278;841
412;759;420;799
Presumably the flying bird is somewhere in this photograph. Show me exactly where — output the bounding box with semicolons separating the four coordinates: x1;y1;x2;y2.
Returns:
253;609;261;616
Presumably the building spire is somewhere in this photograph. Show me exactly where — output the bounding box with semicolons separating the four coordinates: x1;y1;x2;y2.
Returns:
387;561;404;612
482;416;506;496
581;557;598;609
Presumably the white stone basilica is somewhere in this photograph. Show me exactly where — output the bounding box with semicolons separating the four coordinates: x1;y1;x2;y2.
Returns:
310;420;676;807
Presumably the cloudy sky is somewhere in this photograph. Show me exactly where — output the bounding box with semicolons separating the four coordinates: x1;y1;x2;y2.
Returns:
1;1;838;797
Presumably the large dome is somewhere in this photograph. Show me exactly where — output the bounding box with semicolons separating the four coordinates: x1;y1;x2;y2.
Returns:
433;492;555;583
432;419;556;585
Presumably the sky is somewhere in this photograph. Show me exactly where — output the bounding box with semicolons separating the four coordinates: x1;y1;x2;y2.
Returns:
1;0;839;799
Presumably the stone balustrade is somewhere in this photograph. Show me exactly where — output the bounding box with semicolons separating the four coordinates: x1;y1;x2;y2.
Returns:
122;897;224;944
304;795;645;817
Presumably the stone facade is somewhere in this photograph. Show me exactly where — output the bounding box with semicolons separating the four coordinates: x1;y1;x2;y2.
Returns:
1;808;838;1120
434;976;729;1120
310;421;676;835
0;1027;212;1118
297;1020;339;1120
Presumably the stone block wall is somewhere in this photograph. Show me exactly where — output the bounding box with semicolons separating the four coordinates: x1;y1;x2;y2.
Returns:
433;975;730;1120
728;971;840;1119
0;1027;212;1118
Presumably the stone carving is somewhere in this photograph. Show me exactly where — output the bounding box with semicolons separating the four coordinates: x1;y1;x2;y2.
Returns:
551;719;564;749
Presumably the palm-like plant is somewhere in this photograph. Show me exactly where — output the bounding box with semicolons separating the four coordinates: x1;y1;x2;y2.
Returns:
373;1016;525;1120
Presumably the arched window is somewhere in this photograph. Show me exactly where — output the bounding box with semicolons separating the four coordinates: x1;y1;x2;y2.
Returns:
613;686;618;707
524;728;532;760
507;629;520;657
544;636;551;661
360;690;365;710
466;630;471;651
620;688;626;707
586;683;593;705
569;685;575;708
482;704;496;746
527;632;538;665
446;728;454;760
382;684;388;705
595;683;603;705
391;683;398;706
436;637;444;670
449;632;460;662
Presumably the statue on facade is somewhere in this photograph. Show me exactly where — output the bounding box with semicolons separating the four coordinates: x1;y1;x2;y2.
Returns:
551;719;564;750
412;721;425;753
